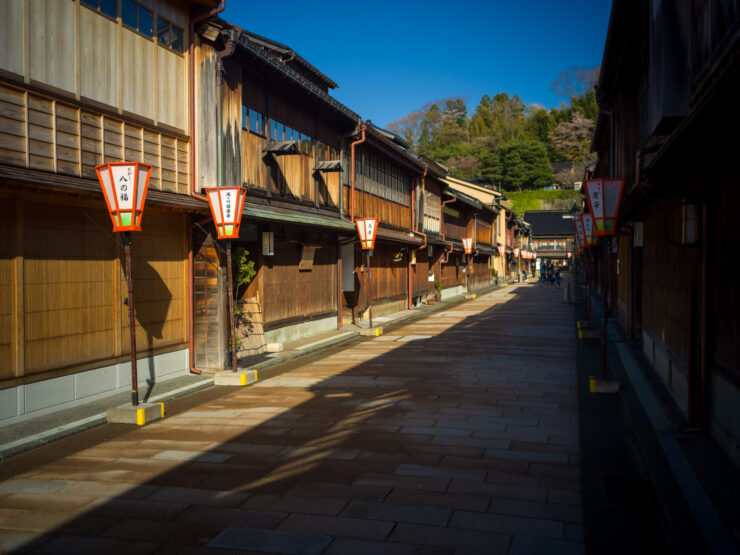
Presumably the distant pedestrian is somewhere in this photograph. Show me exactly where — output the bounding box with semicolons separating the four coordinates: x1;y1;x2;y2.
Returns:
539;263;546;287
555;267;561;287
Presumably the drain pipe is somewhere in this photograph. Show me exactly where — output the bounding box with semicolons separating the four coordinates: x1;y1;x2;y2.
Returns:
349;123;367;222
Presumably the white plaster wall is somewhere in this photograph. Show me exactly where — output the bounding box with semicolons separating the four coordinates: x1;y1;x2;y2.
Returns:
0;349;188;427
264;316;337;346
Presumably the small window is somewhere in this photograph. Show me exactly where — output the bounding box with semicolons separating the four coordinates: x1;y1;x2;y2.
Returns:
81;0;116;18
242;105;247;130
271;120;282;141
122;0;153;38
156;17;185;53
122;0;137;28
139;7;153;37
100;0;117;17
249;108;263;135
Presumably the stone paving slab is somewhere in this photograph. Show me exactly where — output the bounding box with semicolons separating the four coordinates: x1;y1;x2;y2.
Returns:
0;282;583;553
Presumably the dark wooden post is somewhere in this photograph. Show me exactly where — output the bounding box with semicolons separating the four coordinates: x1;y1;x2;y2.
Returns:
226;240;237;373
367;251;373;329
123;232;139;406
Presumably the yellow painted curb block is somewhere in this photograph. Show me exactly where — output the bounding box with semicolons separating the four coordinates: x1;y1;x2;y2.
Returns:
579;330;583;339
472;294;476;299
136;408;146;426
240;373;248;386
158;402;165;418
589;376;595;393
254;370;259;382
375;326;384;336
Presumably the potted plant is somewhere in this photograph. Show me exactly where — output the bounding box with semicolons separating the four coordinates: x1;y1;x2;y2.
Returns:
434;279;442;301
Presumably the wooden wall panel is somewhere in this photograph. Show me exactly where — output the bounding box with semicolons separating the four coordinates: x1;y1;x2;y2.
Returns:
410;250;431;297
29;0;76;94
261;239;336;325
0;196;14;379
55;103;80;176
121;29;154;119
0;0;24;76
0;85;27;167
366;244;407;304
80;111;103;178
642;198;696;362
27;94;54;172
121;211;187;354
193;228;224;370
23;201;116;374
79;6;117;107
243;131;267;189
0;83;189;189
157;46;186;130
440;253;464;288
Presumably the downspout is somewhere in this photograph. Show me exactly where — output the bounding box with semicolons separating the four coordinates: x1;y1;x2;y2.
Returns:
349;123;367;222
188;1;225;375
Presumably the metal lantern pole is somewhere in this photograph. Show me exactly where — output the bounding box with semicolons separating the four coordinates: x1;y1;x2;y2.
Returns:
356;218;379;329
367;250;373;329
205;186;247;374
95;161;151;408
122;231;139;406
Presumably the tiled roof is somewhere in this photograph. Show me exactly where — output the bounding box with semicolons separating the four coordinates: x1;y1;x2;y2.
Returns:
523;210;576;236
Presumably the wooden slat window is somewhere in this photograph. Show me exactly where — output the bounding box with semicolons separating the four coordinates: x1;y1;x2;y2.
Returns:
0;83;189;192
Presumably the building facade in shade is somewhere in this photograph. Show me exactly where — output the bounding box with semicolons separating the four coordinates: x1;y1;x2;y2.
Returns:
591;0;740;467
524;210;577;263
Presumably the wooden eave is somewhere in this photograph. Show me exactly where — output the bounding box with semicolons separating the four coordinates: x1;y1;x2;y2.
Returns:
0;164;208;212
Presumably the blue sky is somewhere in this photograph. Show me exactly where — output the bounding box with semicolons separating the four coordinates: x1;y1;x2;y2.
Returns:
222;0;613;127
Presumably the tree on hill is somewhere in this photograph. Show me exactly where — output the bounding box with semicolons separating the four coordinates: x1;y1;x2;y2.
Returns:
484;138;554;191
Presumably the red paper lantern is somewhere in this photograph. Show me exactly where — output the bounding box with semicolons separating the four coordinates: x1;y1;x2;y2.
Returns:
206;187;247;239
497;245;505;256
584;178;625;236
95;162;152;232
462;237;473;254
513;247;519;258
356;218;379;250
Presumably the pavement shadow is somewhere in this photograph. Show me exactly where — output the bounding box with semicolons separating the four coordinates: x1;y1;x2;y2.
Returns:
4;282;584;554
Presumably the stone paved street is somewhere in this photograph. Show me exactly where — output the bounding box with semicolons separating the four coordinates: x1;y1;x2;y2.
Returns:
0;281;583;554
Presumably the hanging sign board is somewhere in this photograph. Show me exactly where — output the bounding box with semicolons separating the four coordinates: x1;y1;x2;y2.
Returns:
497;245;505;256
462;237;473;254
356;218;379;250
513;247;519;257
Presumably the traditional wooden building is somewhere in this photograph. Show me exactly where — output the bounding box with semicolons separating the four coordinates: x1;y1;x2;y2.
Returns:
524;210;576;264
0;0;218;425
193;21;360;364
592;0;740;466
344;123;425;319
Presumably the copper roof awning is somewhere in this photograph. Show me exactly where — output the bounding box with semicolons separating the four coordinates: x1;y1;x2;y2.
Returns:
313;160;343;172
263;141;300;155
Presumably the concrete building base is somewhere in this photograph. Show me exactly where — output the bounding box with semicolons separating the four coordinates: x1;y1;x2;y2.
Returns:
107;402;164;425
214;370;258;386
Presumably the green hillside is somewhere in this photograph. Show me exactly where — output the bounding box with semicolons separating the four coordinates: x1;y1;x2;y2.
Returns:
503;189;582;216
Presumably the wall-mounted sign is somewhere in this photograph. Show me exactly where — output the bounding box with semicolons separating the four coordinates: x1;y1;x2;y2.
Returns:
633;222;644;247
